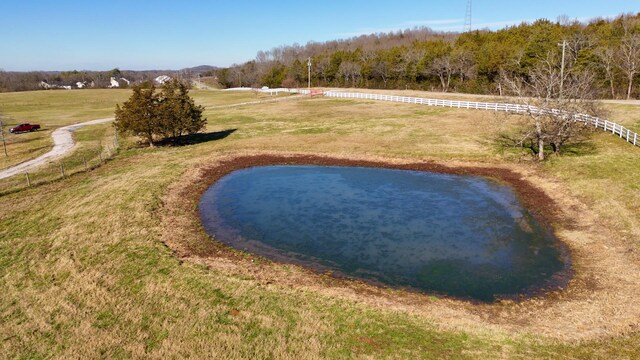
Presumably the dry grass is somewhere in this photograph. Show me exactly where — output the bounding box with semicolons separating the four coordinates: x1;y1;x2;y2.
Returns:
0;122;118;193
191;89;293;108
1;89;640;358
0;89;290;170
0;89;130;169
338;87;640;131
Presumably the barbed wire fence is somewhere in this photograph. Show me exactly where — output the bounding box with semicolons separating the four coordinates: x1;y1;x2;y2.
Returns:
0;132;119;195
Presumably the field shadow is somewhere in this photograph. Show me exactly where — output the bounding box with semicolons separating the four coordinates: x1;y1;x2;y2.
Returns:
557;142;598;157
159;128;237;146
493;133;598;158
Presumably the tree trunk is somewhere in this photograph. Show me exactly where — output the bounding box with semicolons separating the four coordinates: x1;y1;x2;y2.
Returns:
538;137;545;160
609;78;616;99
536;121;545;161
627;74;634;100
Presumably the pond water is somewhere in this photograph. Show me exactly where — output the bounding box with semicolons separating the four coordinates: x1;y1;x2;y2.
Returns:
199;165;566;302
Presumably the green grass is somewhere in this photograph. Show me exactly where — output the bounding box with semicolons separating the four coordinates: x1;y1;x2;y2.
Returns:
1;89;640;358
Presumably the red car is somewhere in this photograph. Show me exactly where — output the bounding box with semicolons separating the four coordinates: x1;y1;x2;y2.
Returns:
10;123;41;133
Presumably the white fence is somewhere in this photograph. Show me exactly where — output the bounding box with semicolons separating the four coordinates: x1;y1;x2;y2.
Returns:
246;88;639;148
227;87;311;95
319;90;639;148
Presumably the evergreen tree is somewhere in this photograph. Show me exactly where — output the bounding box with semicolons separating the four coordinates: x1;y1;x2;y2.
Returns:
157;79;206;140
114;80;207;146
114;82;159;146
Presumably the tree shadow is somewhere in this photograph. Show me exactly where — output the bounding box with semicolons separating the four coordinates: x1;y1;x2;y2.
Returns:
492;133;538;157
492;133;598;158
158;128;237;146
556;141;598;157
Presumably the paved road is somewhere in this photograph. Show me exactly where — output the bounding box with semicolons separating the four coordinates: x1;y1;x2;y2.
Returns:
0;117;114;180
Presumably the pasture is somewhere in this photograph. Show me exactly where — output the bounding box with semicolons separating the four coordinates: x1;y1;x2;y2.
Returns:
1;89;639;358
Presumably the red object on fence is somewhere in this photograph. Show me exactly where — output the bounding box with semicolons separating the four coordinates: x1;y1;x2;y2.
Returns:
309;89;324;96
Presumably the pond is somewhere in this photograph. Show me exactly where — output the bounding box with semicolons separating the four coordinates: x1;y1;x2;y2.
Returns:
199;165;567;302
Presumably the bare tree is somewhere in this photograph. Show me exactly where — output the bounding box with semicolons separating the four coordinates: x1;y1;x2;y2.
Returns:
429;55;454;92
618;18;640;99
451;49;476;84
402;48;425;83
595;46;618;99
359;50;376;87
373;60;391;87
314;56;331;84
338;61;362;87
500;53;600;160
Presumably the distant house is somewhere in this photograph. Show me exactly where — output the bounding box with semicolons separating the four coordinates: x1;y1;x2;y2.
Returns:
39;81;72;90
109;77;120;88
155;75;171;85
109;77;130;88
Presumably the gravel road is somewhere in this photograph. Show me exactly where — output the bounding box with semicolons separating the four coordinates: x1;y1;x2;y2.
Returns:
0;117;114;180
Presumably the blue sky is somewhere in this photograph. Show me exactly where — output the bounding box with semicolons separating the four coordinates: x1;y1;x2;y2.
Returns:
1;0;638;71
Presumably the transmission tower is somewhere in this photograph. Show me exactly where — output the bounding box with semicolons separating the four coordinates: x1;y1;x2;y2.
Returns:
463;0;472;32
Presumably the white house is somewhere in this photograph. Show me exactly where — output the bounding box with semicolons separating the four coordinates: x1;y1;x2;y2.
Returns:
154;75;171;84
109;77;120;88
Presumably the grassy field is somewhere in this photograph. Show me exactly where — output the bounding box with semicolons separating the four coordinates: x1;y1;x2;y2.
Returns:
1;89;640;358
0;89;131;169
0;89;290;170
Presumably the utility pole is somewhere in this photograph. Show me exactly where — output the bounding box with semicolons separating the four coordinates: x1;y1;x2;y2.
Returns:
307;57;312;89
0;117;7;158
558;40;567;99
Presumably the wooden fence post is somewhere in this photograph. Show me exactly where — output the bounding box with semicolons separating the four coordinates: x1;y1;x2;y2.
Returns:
25;172;31;187
60;163;65;177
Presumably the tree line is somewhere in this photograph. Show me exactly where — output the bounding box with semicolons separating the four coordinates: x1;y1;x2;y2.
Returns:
217;13;640;99
0;68;207;92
